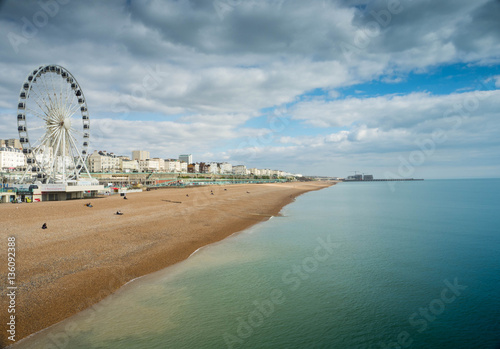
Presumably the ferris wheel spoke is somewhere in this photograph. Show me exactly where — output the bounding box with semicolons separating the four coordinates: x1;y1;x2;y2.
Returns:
65;102;81;119
58;75;66;113
62;131;67;182
29;125;48;133
64;77;74;109
39;74;57;109
38;75;52;106
50;73;60;110
44;125;61;145
67;134;82;163
28;87;52;117
48;128;63;175
36;91;55;122
70;127;84;136
43;79;61;122
26;106;49;122
68;132;83;157
55;77;67;120
30;131;50;149
65;87;78;116
68;132;88;177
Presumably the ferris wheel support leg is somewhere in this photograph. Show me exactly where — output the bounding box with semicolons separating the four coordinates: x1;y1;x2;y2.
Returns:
19;166;32;184
62;131;66;183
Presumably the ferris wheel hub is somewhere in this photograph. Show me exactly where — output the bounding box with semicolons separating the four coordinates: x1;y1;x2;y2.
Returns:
62;118;71;130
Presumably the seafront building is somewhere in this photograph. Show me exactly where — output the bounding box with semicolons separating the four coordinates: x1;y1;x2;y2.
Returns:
88;150;121;172
81;149;292;179
120;158;139;172
1;143;294;203
188;163;199;173
248;168;261;176
219;162;233;174
0;143;291;179
0;139;25;171
164;159;181;172
0;139;22;149
139;158;161;172
0;146;25;171
232;165;248;175
180;161;188;173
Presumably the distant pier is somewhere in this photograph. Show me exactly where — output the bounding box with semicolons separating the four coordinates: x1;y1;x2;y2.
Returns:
341;173;424;182
341;178;423;182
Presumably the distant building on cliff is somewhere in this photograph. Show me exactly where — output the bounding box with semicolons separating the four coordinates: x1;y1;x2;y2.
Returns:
179;154;192;164
0;139;22;149
132;150;150;161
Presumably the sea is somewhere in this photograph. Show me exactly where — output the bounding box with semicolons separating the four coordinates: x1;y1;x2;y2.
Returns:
13;179;500;349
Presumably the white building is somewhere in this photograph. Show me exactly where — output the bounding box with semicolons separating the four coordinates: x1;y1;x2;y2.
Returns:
248;168;261;176
132;150;150;161
232;165;248;175
206;162;219;174
151;158;165;171
165;159;181;172
139;159;160;172
0;147;25;171
218;162;233;174
180;161;188;173
88;151;121;173
270;170;280;177
120;159;139;172
179;154;192;164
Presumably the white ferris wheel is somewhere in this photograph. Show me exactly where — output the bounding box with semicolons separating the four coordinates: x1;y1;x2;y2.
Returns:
17;64;92;184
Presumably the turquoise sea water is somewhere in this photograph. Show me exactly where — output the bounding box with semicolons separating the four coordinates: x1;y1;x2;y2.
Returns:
14;179;500;349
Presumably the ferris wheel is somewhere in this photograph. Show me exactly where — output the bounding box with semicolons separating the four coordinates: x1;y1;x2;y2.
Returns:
17;64;92;184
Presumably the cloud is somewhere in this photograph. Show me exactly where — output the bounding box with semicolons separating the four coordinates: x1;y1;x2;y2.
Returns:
494;75;500;88
290;89;500;130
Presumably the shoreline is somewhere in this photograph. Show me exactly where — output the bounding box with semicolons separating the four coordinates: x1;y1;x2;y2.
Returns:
0;181;335;346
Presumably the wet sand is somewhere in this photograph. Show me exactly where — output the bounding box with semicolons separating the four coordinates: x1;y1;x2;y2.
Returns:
0;181;335;346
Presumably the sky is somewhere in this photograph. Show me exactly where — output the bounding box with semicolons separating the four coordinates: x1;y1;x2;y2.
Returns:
0;0;499;178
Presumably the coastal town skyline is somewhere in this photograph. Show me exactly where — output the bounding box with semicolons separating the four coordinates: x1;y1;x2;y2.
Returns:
0;137;297;177
0;1;499;179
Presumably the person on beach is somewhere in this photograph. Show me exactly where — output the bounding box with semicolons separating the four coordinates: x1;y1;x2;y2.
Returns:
42;223;47;229
116;210;123;215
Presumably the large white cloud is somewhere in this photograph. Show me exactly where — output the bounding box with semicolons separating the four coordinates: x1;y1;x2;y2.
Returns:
290;90;500;130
